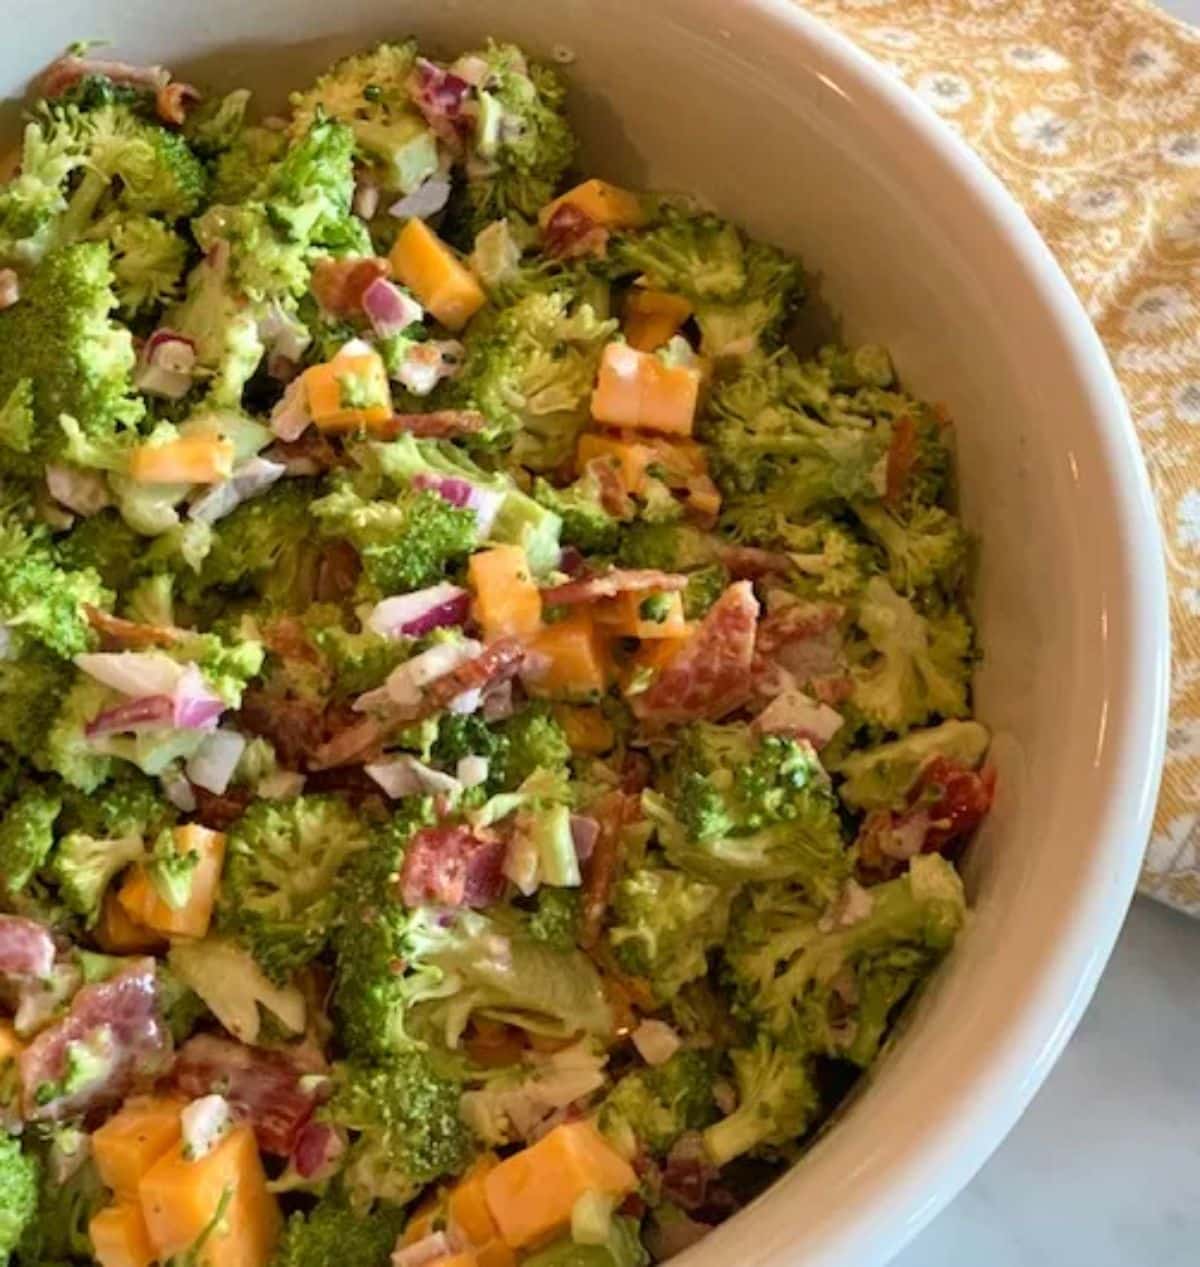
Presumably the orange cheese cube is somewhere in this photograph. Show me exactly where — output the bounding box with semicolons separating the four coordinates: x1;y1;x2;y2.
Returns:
468;546;542;641
624;289;692;352
389;218;485;331
139;1123;280;1267
449;1154;501;1246
89;1201;158;1267
575;431;653;495
594;590;688;640
539;180;647;231
93;1097;185;1200
95;891;165;954
474;1242;517;1267
591;343;699;436
128;435;234;485
118;825;225;941
483;1121;637;1250
302;352;392;434
428;1256;477;1267
553;705;615;755
624;634;691;695
524;613;609;699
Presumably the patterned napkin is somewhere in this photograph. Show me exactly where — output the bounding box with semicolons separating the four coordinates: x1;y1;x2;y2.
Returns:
806;0;1200;915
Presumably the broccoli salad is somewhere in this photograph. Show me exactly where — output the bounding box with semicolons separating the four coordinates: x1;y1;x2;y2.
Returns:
0;37;995;1267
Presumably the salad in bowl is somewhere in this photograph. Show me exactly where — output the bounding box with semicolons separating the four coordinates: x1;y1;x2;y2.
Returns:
0;36;993;1267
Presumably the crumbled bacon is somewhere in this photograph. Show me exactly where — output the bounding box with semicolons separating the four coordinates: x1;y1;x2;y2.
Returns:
718;545;793;580
310;255;392;318
85;604;179;649
0;915;55;980
18;959;170;1121
190;784;252;831
399;824;507;909
290;1120;346;1180
264;429;341;476
378;410;488;440
661;1133;718;1212
172;1034;328;1155
542;202;608;260
408;58;474;147
580;791;641;947
885;415;918;509
585;457;635;519
314;540;362;604
421;637;526;715
541;569;688;607
235;689;326;770
155;80;200;126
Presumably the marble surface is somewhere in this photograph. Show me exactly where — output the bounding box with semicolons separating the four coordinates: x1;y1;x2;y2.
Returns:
894;898;1200;1266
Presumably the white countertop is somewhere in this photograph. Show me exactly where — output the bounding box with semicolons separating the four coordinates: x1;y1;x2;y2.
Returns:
893;898;1200;1266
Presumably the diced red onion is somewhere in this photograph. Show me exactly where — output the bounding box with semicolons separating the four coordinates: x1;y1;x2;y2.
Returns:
388;175;452;220
291;1121;346;1181
189;457;286;524
258;302;312;364
456;755;489;788
271;377;312;442
392;340;461;396
557;546;587;577
75;651;184;698
752;689;843;748
449;54;490;86
632;1019;682;1066
46;464;110;517
135;330;196;400
365;756;462;799
366;584;470;639
411;473;474;508
185;729;247;795
569;814;600;863
172;664;225;730
362;278;424;338
85;694;175;737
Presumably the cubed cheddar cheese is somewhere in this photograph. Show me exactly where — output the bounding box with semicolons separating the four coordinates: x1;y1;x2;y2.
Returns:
303;351;393;434
138;1123;280;1267
624;633;691;696
624;289;692;352
118;825;225;940
538;180;647;231
594;590;689;640
95;891;166;955
468;546;542;641
523;613;609;699
575;431;653;496
93;1096;185;1200
552;705;615;755
449;1154;501;1246
89;1200;158;1267
429;1255;478;1267
591;343;700;436
389;218;485;331
474;1242;517;1267
483;1121;637;1250
128;435;234;485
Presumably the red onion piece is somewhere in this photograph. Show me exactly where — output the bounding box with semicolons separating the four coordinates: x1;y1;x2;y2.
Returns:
362;277;424;338
388;175;452;221
136;330;196;400
185;729;247;795
85;694;174;737
46;464;110;517
366;584;470;639
292;1120;346;1181
410;473;473;508
189;457;286;524
271;377;312;442
569;814;600;863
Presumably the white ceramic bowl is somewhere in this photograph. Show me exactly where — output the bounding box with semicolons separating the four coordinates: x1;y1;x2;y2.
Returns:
2;1;1169;1262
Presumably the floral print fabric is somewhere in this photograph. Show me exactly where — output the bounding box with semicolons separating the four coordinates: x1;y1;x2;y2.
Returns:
806;0;1200;914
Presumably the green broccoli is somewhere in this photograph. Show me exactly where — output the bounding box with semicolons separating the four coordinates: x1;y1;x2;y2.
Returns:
527;886;582;951
184;87;253;155
0;1134;38;1262
693;239;804;361
0;242;142;477
648;723;850;902
850;577;973;735
521;1218;649;1267
533;472;622;554
222;796;372;981
835;719;990;812
59;764;176;839
446;290;616;463
725;855;966;1066
0;783;61;897
598;1048;719;1158
0;114;85;268
50;832;143;925
55;509;142;590
311;480;478;595
273;1191;408;1267
190;201;313;305
95;212;188;315
302;607;413;697
616;521;719;574
493;705;572;789
457;42;577;234
608;867;731;1002
328;1054;475;1209
611;210;748;300
853;502;967;595
0;647;69;769
701;1037;818;1166
682;565;730;620
211;125;287;203
264;117;362;248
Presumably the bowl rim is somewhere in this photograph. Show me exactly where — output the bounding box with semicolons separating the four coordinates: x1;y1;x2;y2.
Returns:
669;1;1170;1262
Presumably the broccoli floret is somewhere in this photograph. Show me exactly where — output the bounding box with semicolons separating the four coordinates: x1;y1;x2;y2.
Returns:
59;763;177;839
701;1037;818;1166
0;114;86;268
191;201;312;304
527;886;581;951
850;577;973;735
50;831;144;925
0;510;109;657
98;212;188;315
616;522;718;574
264;117;361;248
42;673;114;791
0;647;69;768
521;1218;648;1267
599;1048;718;1159
55;509;143;590
608;867;731;1002
682;565;730;620
725;855;966;1065
0;242;141;477
612;210;747;300
370;434;563;575
222;796;372;981
329;1054;475;1209
303;607;413;697
494;705;572;789
0;783;61;897
211;125;287;203
447;291;616;463
185;87;253;154
0;1134;39;1261
693;239;804;361
311;480;477;595
14;1146;106;1264
853;502;967;595
458;43;576;233
649;724;849;902
273;1191;408;1267
835;719;990;812
533;472;621;554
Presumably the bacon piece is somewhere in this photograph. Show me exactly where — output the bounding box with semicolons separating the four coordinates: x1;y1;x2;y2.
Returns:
580;791;640;947
379;410;488;440
235;689;326;769
172;1034;327;1156
310;255;392;318
85;604;179;649
408;58;473;147
718;545;793;580
19;959;170;1121
631;582;759;726
40;54;169;98
421;637;526;714
752;600;845;701
315;540;361;603
0;916;55;979
541;569;688;608
190;784;252;831
303;764;384;801
542;203;609;260
261;616;325;671
307;715;385;772
399;824;507;908
264;429;341;476
585;457;636;520
156;80;200;126
885;415;917;509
